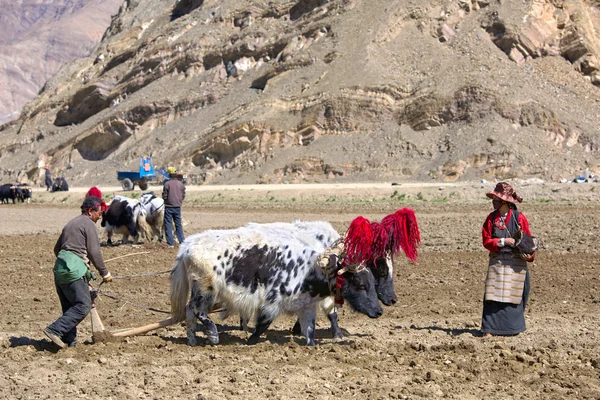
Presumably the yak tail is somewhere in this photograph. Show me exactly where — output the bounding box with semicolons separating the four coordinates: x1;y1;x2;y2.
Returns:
136;213;153;241
170;253;190;322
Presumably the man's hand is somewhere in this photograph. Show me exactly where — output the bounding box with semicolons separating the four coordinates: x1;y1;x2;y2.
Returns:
504;238;516;247
520;253;534;262
102;272;113;283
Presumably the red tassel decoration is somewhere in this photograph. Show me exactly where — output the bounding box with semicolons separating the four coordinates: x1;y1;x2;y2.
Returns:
396;208;420;262
85;186;108;212
370;222;389;261
343;216;373;265
86;186;102;199
381;208;421;262
381;212;403;255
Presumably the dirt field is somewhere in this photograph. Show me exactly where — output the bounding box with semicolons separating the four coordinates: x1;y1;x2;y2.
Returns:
1;184;599;399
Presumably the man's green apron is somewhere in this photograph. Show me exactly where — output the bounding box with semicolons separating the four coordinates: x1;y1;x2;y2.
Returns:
53;250;96;284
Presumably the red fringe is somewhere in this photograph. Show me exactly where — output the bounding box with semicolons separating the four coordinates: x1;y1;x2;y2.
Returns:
381;213;402;255
86;186;102;199
85;186;107;211
370;222;389;261
381;208;421;262
343;216;373;265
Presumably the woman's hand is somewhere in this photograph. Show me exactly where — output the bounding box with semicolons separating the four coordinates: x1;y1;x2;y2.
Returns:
504;238;516;247
520;253;534;262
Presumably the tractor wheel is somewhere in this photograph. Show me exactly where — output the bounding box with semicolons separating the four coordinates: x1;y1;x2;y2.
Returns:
138;180;148;191
122;178;134;191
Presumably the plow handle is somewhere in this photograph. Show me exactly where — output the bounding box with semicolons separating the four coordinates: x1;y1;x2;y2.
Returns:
111;317;179;337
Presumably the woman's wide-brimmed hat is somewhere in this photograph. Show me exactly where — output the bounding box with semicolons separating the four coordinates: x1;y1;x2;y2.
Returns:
486;182;523;204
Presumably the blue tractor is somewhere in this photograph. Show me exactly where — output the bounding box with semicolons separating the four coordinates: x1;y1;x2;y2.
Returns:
117;157;157;191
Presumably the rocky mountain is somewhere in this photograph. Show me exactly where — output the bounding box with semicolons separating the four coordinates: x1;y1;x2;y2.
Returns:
0;0;123;124
1;0;599;187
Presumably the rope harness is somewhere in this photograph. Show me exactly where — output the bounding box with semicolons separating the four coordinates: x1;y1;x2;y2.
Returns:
318;238;367;307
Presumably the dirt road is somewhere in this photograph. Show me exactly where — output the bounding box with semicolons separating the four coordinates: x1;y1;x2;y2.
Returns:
0;189;599;399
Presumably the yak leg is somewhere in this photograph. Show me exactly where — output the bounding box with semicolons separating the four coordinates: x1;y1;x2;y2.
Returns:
247;308;275;345
297;308;318;346
239;317;249;332
292;298;342;339
150;223;160;242
185;305;199;346
106;230;113;246
291;312;341;339
187;283;219;345
328;309;342;339
319;297;342;339
198;313;219;345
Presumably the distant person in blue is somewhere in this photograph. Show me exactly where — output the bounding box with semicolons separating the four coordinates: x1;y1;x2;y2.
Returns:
45;166;53;191
162;166;186;248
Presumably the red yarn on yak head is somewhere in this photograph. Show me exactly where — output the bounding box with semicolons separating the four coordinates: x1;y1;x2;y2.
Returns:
370;222;389;261
343;216;373;266
85;186;108;212
381;208;421;262
86;186;102;199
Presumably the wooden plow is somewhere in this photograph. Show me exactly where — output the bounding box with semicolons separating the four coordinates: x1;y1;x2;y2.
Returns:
90;301;223;343
91;303;179;343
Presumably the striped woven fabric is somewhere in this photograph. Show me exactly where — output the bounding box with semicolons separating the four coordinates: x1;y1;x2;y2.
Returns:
484;255;528;304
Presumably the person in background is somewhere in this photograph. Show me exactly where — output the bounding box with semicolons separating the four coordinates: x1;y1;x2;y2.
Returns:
44;196;112;349
162;166;185;248
45;166;52;191
481;182;535;338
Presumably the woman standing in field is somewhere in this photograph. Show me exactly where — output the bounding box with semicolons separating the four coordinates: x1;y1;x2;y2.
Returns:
481;182;535;337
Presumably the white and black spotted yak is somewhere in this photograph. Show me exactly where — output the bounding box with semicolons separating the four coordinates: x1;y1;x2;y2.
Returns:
101;196;152;245
240;221;346;338
170;221;383;346
247;210;420;339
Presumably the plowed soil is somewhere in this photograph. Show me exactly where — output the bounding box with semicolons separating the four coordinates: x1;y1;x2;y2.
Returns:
1;184;599;399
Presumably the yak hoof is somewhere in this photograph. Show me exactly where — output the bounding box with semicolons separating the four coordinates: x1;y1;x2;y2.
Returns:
207;335;219;345
247;335;261;345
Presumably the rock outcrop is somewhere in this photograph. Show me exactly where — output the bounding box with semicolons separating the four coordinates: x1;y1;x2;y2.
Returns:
485;0;600;85
0;0;123;124
0;0;599;186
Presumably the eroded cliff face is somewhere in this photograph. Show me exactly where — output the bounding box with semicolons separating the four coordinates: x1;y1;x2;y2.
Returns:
0;0;123;124
1;0;599;186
